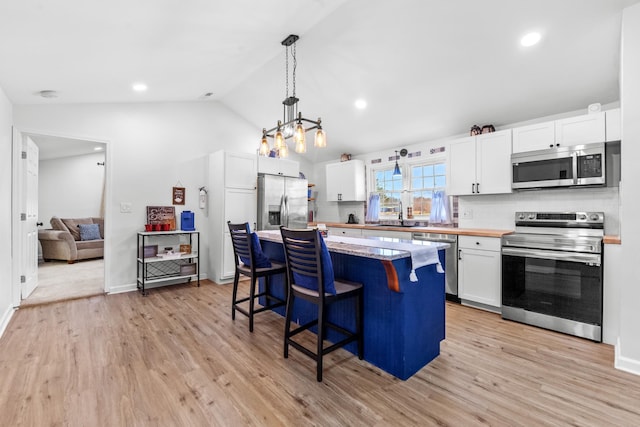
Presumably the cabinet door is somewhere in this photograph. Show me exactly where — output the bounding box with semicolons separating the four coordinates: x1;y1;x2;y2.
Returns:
458;247;501;309
476;130;512;195
225;152;257;189
361;229;411;239
224;188;257;228
512;121;555;153
447;136;477;195
326;160;366;201
257;156;299;177
222;232;236;279
605;108;621;142
328;227;363;237
555;112;605;146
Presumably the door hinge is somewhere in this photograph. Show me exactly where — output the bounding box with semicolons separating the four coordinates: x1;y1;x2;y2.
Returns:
20;213;26;221
21;151;27;159
20;275;26;283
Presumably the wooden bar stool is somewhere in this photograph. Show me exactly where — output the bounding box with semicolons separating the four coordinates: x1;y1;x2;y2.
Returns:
280;226;364;382
227;222;286;332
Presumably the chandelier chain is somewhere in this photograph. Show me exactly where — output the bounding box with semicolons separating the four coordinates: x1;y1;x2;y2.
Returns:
292;41;297;98
285;44;289;99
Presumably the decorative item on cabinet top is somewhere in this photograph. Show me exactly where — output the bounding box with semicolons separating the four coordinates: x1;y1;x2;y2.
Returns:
470;124;495;135
340;153;351;162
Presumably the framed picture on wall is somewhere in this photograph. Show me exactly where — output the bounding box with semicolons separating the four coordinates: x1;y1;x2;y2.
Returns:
172;187;185;205
146;206;176;230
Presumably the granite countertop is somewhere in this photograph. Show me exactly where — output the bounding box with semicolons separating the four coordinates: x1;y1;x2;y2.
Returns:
257;230;449;261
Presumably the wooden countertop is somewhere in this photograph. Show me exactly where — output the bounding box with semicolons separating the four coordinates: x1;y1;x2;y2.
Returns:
316;222;512;238
313;222;621;243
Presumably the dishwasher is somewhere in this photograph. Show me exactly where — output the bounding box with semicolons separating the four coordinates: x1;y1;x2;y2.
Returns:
411;232;459;302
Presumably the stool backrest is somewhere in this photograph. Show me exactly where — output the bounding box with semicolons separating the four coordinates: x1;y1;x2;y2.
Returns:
227;221;253;269
280;227;332;295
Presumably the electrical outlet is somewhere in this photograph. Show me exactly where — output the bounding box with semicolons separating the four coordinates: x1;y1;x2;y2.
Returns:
461;209;473;220
120;202;132;213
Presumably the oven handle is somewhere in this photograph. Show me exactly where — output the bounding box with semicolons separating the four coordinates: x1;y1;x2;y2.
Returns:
502;246;601;266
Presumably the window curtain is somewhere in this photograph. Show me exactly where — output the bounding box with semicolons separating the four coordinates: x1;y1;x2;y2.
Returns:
365;193;380;222
429;190;451;224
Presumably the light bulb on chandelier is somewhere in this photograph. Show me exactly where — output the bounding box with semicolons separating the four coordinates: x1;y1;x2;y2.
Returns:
259;34;326;157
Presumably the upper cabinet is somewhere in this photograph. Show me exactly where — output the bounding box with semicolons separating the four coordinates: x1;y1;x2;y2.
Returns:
448;130;512;196
605;108;621;142
257;156;299;177
555;112;605;146
513;111;608;154
326;160;366;202
512;121;555;153
225;151;257;189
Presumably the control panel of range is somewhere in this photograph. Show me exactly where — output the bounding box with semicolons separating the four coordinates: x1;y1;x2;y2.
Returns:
514;211;604;229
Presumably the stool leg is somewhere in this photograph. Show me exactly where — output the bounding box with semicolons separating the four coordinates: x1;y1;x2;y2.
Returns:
357;290;364;360
249;275;257;332
283;293;294;358
317;303;325;382
231;270;240;320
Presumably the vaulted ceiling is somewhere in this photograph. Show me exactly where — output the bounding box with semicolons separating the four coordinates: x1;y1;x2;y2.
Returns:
1;0;638;162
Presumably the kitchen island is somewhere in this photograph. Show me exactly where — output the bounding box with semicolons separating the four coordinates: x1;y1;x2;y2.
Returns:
257;230;449;380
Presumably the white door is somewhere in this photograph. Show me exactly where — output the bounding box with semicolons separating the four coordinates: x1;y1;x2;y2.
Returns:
21;136;39;298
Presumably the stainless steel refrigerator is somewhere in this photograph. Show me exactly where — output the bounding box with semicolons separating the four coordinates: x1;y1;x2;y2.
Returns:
257;174;308;230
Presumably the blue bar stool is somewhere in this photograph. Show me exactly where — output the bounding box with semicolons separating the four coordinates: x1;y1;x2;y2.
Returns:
227;222;286;332
280;226;364;382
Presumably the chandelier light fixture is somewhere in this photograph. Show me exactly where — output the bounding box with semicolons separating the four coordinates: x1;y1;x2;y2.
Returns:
259;34;326;158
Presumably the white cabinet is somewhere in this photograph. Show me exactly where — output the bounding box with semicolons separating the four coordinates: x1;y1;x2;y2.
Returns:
257;156;299;177
209;150;257;283
606;108;621;142
328;227;362;237
458;235;501;311
447;130;512;196
326;160;366;201
361;229;411;239
555;112;605;146
512;121;555;153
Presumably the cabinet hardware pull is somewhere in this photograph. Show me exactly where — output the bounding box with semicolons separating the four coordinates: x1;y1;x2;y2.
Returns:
476;182;480;193
458;249;462;260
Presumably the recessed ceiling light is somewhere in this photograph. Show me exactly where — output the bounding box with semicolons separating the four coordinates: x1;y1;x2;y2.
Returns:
520;32;541;47
355;99;367;109
132;83;148;92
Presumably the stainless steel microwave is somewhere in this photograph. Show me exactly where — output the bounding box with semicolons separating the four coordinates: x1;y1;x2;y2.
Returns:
511;142;606;189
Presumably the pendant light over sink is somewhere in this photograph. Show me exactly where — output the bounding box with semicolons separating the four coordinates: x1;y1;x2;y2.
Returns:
393;150;402;176
259;34;326;158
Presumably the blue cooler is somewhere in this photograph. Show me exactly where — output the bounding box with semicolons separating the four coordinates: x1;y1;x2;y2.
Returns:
180;211;195;231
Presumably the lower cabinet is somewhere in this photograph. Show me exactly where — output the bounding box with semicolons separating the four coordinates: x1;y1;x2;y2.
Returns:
458;235;501;311
328;227;362;237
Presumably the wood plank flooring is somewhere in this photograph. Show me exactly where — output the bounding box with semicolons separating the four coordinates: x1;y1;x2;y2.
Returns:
1;280;639;426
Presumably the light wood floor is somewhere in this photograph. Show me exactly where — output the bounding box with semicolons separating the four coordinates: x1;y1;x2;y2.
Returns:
1;280;639;426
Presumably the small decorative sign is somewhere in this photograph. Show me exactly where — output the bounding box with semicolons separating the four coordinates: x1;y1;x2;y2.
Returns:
172;187;185;205
146;206;176;230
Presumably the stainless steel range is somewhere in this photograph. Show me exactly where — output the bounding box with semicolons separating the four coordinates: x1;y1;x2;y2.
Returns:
501;212;604;342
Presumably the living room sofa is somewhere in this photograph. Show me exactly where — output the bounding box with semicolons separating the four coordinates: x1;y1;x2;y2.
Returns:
38;217;104;263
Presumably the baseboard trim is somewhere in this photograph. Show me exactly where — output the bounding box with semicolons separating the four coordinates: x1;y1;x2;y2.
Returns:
615;337;640;376
0;304;16;340
107;274;210;295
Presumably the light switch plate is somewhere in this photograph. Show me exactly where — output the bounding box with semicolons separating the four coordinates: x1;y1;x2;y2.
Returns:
120;202;132;213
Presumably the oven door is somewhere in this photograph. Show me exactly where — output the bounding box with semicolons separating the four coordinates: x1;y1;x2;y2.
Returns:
501;247;602;327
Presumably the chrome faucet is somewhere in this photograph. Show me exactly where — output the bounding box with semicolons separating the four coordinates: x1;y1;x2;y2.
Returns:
398;201;403;225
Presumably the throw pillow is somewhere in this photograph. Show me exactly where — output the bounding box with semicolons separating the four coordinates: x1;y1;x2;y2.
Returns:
239;233;272;268
61;218;93;241
79;223;102;241
292;231;336;295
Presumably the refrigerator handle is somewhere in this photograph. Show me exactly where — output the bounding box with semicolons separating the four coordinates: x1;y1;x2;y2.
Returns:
284;195;289;226
279;195;285;226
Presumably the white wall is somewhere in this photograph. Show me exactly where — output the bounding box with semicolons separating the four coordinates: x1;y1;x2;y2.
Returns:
0;86;14;334
14;101;260;292
39;151;106;227
617;3;640;375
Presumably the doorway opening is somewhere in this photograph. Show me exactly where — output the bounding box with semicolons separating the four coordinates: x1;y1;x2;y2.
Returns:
13;131;109;306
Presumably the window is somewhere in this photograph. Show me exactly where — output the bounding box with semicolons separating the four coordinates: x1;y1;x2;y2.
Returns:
410;162;446;218
374;168;402;219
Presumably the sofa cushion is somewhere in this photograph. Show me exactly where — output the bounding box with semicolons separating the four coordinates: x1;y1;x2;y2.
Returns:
61;218;93;241
50;217;67;232
79;223;101;241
